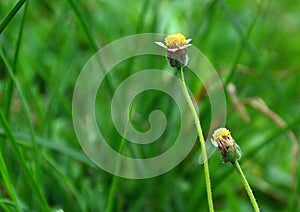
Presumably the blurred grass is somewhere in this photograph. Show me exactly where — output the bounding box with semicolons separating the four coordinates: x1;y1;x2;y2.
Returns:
0;0;300;211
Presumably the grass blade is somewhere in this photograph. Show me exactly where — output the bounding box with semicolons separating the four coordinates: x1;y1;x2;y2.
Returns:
0;112;50;211
0;151;20;211
4;0;28;119
0;0;26;33
0;49;42;189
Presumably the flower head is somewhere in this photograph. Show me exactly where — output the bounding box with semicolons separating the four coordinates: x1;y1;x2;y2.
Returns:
164;33;191;49
211;128;242;163
155;33;192;70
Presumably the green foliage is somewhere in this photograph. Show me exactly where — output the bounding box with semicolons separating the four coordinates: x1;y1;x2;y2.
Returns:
0;0;299;211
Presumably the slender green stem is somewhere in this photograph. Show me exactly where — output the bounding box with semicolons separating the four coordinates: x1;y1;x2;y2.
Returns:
0;150;20;211
106;103;133;212
0;0;26;33
4;0;28;119
0;50;48;210
178;68;214;212
0;112;50;211
66;0;98;51
232;160;260;212
67;0;114;96
106;138;125;212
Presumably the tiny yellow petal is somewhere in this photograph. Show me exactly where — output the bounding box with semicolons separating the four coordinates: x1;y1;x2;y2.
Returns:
165;33;187;49
212;128;231;141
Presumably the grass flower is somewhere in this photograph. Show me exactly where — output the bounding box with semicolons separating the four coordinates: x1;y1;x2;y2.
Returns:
155;33;214;212
212;127;260;212
211;128;242;163
155;33;192;70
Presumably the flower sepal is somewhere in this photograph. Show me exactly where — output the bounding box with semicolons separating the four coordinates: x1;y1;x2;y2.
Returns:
155;33;192;70
211;128;242;163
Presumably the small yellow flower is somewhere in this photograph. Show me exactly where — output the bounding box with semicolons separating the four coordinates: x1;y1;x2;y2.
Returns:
212;128;232;146
155;33;192;70
211;128;242;163
155;33;192;52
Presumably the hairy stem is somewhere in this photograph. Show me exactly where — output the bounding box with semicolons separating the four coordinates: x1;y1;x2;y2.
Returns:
178;68;214;212
232;160;260;212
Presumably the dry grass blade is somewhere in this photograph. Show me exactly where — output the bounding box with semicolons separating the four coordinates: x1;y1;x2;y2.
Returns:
227;83;250;122
246;97;299;190
227;82;298;194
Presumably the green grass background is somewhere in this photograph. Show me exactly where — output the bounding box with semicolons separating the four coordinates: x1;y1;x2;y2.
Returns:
0;0;300;211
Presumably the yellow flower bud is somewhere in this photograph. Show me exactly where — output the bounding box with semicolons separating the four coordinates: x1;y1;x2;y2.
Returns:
155;33;192;70
212;128;242;163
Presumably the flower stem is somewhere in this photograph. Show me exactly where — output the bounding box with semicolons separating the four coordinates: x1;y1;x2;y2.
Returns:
106;103;133;212
106;137;125;212
232;160;260;212
178;68;214;212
